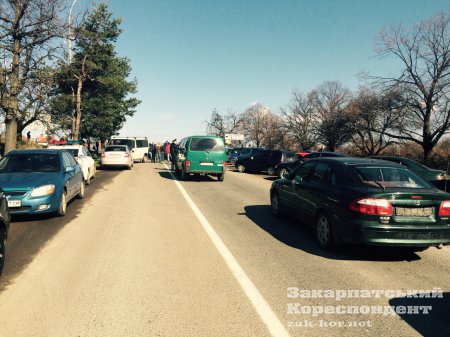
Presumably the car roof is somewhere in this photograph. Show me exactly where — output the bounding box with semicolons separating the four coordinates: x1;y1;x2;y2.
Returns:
6;149;63;155
308;157;405;168
48;145;82;149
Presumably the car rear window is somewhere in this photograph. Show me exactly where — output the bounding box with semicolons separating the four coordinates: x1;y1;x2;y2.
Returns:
0;153;60;173
190;138;224;152
105;146;127;152
110;139;134;148
283;152;297;162
354;166;431;189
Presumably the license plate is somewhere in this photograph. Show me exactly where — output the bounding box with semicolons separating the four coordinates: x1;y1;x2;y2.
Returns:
395;207;434;217
200;162;213;166
8;200;21;208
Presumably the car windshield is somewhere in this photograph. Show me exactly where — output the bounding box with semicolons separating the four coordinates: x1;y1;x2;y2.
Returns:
190;138;224;152
354;166;431;189
110;139;134;148
106;146;127;152
0;153;60;173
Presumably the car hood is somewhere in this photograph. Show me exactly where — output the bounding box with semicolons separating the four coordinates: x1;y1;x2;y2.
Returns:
0;172;60;190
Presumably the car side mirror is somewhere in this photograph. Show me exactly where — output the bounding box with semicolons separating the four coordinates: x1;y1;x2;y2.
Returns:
65;166;75;173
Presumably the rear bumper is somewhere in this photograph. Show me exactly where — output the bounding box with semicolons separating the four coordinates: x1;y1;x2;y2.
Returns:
334;216;450;246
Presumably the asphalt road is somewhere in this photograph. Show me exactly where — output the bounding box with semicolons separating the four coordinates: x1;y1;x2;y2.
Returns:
0;163;449;337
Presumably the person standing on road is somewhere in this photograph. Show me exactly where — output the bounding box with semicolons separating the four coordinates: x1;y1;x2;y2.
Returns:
164;141;171;162
155;143;162;163
170;139;178;170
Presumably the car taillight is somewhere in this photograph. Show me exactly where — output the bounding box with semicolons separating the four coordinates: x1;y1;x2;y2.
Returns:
124;152;129;157
438;174;445;181
101;152;105;158
349;198;393;216
222;161;227;167
438;200;450;216
185;160;191;171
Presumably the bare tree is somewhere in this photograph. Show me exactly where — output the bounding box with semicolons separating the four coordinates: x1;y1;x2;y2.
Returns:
0;0;67;153
311;81;354;152
374;10;450;163
241;102;270;148
349;86;402;155
206;108;242;137
280;90;317;151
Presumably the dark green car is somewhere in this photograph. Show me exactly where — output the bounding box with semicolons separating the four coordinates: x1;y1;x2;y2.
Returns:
270;157;450;249
372;156;448;191
175;136;227;181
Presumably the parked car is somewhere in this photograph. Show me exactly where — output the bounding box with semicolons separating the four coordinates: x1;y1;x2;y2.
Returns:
48;143;96;185
109;136;149;163
270;157;450;249
229;147;264;166
0;188;10;276
371;156;448;191
275;152;349;179
226;147;245;164
0;149;85;216
175;135;227;181
235;150;297;175
101;145;134;170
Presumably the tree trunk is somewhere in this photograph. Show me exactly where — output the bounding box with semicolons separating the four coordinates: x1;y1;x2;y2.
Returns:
73;77;83;140
4;3;21;153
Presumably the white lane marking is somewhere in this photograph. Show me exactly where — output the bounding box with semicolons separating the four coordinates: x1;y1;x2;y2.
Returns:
164;165;290;337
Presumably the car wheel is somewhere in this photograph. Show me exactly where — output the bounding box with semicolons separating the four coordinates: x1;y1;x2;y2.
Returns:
271;191;282;217
181;169;189;181
57;191;67;217
267;166;275;176
316;212;335;249
85;173;91;185
218;173;225;182
78;181;85;199
0;227;6;276
279;168;289;179
236;164;245;173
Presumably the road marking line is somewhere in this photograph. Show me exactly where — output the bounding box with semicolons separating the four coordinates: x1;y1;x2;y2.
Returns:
164;165;290;337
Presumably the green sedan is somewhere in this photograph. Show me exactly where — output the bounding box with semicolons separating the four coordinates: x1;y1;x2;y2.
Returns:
270;157;450;250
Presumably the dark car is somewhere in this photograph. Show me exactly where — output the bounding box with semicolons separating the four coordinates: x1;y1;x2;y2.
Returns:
275;152;349;179
270;157;450;249
0;188;10;276
235;150;297;175
229;147;264;166
372;156;448;191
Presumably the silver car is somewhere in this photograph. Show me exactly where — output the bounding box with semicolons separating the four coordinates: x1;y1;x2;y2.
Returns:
100;145;134;170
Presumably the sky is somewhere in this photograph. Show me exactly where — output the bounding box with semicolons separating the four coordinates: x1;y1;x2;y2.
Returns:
97;0;449;142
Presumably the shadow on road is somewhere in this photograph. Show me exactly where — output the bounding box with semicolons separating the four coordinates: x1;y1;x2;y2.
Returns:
158;170;218;182
0;169;120;292
389;292;450;337
243;205;422;262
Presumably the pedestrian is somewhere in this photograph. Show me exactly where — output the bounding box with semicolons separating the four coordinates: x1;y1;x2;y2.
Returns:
164;141;171;162
155;143;162;163
27;131;31;142
170;139;178;170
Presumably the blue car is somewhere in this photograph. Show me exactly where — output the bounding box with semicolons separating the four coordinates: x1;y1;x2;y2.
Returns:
0;149;85;216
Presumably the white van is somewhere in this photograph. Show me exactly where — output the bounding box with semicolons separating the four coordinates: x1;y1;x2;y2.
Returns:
109;136;149;162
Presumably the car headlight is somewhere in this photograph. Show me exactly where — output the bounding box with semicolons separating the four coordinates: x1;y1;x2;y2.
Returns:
30;184;55;197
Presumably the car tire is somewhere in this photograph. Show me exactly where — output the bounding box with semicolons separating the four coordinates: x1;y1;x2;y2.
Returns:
218;173;225;182
77;181;85;199
85;173;91;185
181;169;189;181
0;227;6;276
57;191;67;217
316;212;335;249
271;191;282;217
279;168;289;179
236;164;245;173
267;166;275;176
